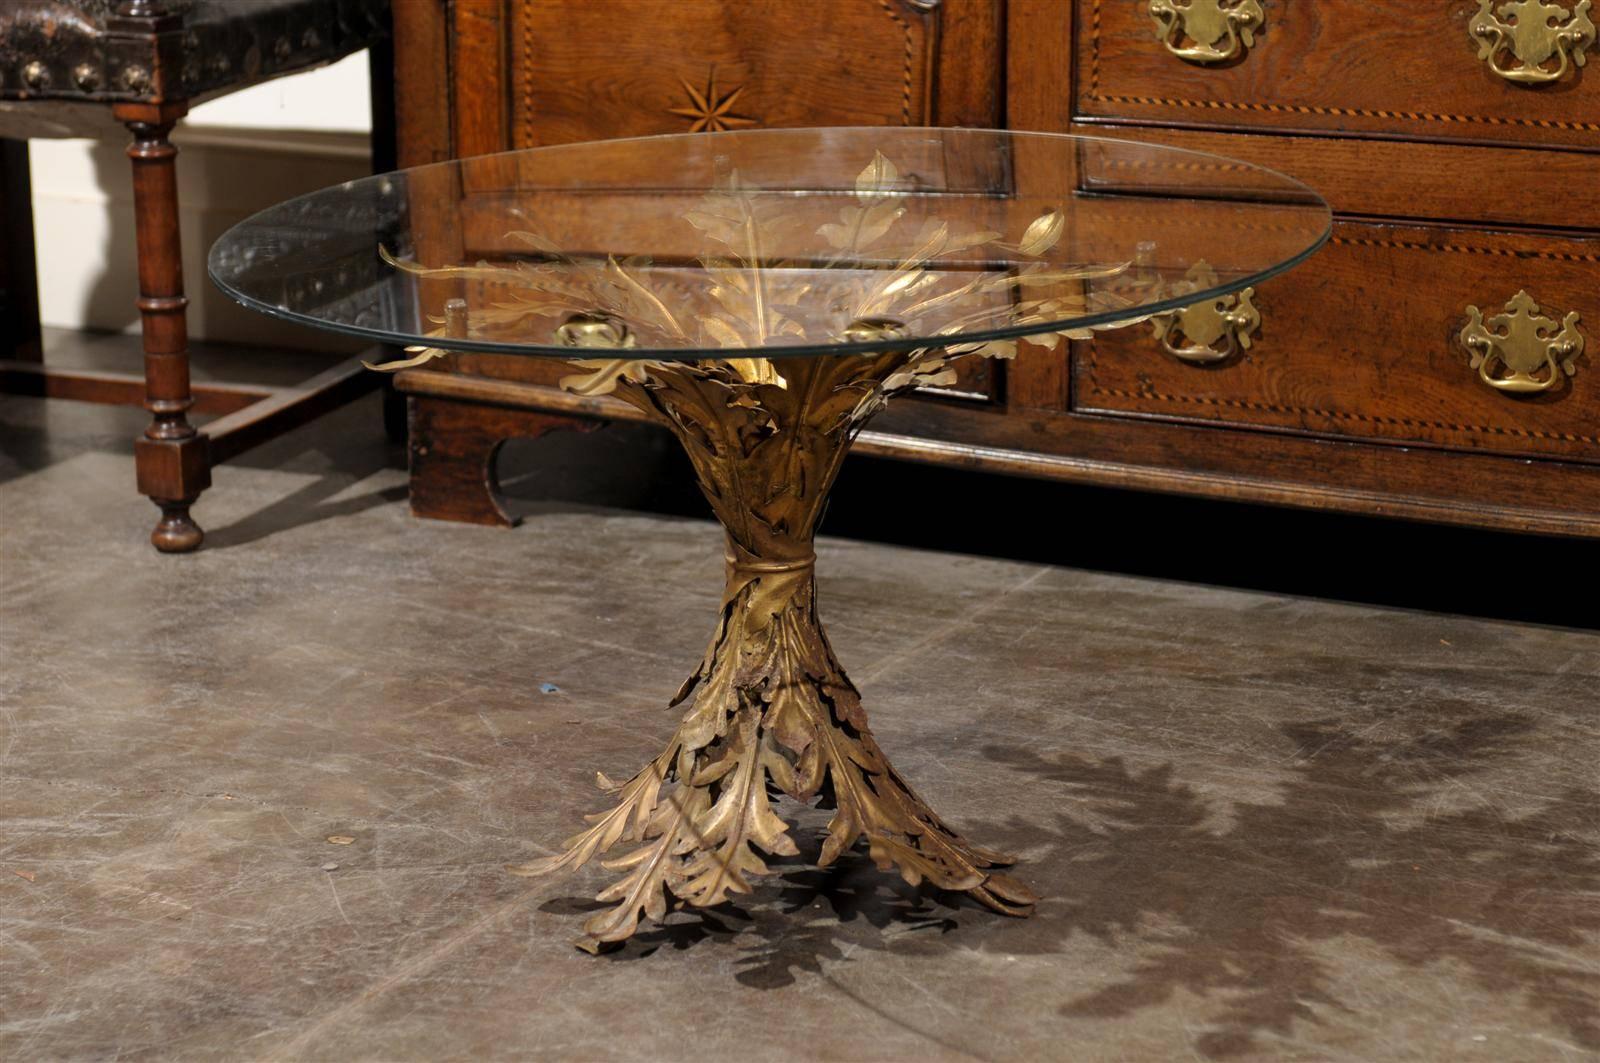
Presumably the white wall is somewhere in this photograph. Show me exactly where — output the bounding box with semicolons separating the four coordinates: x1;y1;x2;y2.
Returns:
29;52;374;352
184;50;374;133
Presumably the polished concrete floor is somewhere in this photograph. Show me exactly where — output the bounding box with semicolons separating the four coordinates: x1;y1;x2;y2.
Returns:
3;335;1598;1061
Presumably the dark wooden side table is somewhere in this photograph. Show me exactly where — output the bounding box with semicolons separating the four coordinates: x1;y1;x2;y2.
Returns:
0;0;393;551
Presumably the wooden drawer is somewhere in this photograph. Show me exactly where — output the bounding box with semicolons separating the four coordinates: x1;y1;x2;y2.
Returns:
1071;124;1600;230
507;0;1000;147
1076;0;1600;149
1073;220;1600;463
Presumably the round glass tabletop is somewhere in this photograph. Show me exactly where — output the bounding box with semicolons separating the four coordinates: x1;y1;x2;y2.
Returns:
207;127;1330;360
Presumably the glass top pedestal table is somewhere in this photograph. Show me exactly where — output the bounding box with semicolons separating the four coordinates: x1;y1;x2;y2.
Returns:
210;128;1330;951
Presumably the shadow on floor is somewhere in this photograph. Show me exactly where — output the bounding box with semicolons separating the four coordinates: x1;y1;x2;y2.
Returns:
540;698;1600;1058
202;472;407;550
981;702;1600;1058
191;395;408;550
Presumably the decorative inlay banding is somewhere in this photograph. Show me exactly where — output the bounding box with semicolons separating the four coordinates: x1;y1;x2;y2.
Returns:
1086;384;1600;446
878;0;916;124
520;0;534;143
1330;236;1600;266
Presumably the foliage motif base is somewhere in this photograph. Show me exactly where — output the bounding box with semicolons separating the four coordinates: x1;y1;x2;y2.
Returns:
508;356;1038;950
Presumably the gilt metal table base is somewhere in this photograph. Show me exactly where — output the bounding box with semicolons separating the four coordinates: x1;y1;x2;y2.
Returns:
212;128;1331;953
508;354;1038;950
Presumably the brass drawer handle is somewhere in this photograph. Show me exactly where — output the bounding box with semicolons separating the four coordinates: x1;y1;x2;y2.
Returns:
1459;291;1584;395
1149;0;1265;64
1151;261;1261;364
1470;0;1595;84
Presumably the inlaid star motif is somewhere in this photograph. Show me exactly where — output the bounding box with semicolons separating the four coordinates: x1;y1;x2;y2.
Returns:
667;67;758;133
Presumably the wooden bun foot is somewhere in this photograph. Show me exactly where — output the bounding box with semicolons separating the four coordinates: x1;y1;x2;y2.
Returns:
150;501;203;553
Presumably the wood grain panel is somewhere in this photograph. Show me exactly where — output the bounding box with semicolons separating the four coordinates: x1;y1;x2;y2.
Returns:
508;0;953;147
1071;124;1600;230
391;0;451;166
451;0;512;158
1007;2;1078;410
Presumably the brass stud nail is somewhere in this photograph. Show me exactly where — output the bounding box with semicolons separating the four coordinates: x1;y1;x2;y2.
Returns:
73;63;100;91
21;61;47;90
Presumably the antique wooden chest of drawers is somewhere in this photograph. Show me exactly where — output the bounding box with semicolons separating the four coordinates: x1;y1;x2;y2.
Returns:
391;0;1599;537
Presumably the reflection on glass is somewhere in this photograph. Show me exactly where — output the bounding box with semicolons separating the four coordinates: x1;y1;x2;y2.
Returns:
208;128;1331;362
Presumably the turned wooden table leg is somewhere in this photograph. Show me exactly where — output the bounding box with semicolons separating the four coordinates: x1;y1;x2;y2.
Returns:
115;102;209;553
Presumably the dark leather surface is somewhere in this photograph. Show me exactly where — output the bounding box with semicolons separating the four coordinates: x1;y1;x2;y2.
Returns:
0;0;387;108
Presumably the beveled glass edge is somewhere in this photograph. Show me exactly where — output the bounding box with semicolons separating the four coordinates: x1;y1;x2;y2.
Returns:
206;127;1333;361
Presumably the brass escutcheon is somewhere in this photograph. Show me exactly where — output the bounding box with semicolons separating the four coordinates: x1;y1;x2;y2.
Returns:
1151;261;1261;365
1459;290;1585;395
1149;0;1265;64
1470;0;1595;84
